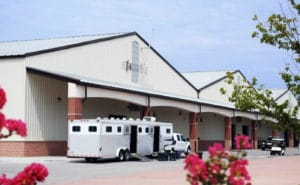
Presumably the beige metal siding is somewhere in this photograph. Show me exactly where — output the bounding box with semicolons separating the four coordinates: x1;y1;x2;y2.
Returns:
0;58;26;141
82;98;140;119
199;73;247;106
26;35;197;98
25;73;67;141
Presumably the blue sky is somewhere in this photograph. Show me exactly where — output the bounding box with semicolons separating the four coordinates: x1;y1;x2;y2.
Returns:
0;0;292;88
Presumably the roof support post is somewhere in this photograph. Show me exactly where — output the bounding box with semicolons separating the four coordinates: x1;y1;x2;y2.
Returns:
251;120;258;149
289;131;294;148
224;117;232;150
272;128;278;137
189;112;199;153
140;96;151;119
68;98;82;120
140;107;151;119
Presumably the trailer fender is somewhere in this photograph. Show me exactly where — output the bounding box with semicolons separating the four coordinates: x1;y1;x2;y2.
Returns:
116;147;128;157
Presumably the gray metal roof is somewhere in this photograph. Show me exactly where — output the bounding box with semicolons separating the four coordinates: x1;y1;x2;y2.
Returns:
27;67;236;110
269;89;287;99
182;70;234;90
0;32;129;57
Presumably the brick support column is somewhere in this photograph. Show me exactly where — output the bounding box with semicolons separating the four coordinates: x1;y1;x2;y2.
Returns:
68;98;82;120
251;120;258;149
272;128;278;137
289;131;294;148
140;107;151;119
189;112;199;153
224;117;232;150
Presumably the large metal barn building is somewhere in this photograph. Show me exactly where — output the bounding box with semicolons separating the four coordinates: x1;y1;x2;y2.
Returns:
0;32;297;156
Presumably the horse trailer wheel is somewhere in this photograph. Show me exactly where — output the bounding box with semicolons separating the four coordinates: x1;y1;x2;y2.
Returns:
118;150;124;161
123;150;130;161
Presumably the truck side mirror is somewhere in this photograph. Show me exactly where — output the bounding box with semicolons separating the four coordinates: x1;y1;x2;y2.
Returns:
186;138;189;142
172;140;176;145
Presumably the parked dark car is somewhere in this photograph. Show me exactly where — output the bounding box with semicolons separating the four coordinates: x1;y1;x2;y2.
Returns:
259;136;282;151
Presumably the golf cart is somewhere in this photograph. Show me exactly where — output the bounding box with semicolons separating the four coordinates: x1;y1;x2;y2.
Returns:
270;138;286;156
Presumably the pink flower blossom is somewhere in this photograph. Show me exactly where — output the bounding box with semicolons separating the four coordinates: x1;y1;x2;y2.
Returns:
0;112;5;130
12;163;48;185
185;154;208;183
0;88;6;109
208;143;226;157
5;119;27;137
229;159;251;185
235;135;251;150
0;174;12;185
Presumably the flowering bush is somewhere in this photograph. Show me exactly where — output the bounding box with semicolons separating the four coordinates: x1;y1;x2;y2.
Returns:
0;87;48;185
185;135;252;185
0;88;27;139
0;163;48;185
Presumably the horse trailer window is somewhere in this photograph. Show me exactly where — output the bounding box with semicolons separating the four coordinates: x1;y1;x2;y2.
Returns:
124;126;130;134
166;128;171;134
106;126;112;133
145;127;149;133
72;126;80;132
150;127;154;134
117;126;122;133
138;127;142;133
89;126;97;132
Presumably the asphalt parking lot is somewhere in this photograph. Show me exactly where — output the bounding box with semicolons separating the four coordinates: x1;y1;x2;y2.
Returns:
0;148;299;185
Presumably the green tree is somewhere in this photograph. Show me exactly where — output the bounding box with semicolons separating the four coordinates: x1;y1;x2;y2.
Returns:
252;0;300;103
221;0;300;134
220;72;299;134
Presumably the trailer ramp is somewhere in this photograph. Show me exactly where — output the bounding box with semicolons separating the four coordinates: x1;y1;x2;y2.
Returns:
131;153;152;162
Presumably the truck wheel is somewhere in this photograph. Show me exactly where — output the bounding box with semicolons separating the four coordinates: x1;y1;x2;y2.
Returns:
262;148;265;151
123;150;130;161
270;151;274;155
118;150;124;161
185;146;191;156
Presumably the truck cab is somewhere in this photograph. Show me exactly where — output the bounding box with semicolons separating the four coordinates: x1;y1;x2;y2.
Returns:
164;133;191;155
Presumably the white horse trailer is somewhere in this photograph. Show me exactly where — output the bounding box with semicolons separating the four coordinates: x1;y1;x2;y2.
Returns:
67;117;173;161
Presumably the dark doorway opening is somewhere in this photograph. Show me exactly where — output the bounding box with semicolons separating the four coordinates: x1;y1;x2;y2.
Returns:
295;134;299;147
153;126;160;152
242;125;249;136
232;124;236;149
130;126;137;153
284;131;289;147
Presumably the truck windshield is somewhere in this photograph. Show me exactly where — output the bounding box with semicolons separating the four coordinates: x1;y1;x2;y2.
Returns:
180;135;185;141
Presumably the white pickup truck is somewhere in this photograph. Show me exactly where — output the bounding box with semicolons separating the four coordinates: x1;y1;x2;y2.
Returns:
164;133;191;155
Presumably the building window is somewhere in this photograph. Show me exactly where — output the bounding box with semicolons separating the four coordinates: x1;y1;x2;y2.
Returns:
106;126;112;133
89;126;97;132
131;41;139;83
237;75;241;85
72;126;80;132
138;127;142;133
145;127;149;133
